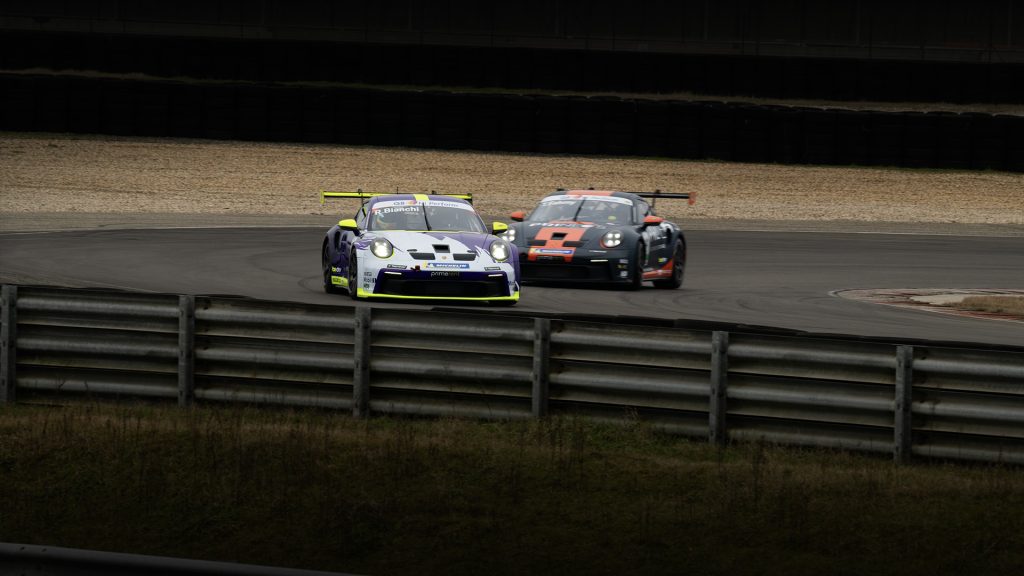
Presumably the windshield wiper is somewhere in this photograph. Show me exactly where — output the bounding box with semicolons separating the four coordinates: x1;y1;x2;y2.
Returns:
421;206;432;231
570;200;586;222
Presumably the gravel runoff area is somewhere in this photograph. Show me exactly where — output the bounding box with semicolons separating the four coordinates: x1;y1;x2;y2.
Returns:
1;131;1023;235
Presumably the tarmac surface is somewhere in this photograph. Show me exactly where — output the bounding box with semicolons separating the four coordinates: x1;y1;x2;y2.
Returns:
2;214;1022;346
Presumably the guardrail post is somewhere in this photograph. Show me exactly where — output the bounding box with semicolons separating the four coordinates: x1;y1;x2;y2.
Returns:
353;307;371;418
894;345;914;464
178;295;195;407
1;285;17;404
532;318;551;418
709;331;729;445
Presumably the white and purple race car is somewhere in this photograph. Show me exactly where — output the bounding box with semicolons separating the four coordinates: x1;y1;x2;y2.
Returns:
320;190;520;305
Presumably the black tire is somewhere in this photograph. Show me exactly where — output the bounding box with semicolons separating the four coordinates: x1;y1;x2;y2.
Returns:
627;242;645;291
347;249;361;300
653;241;685;289
322;244;343;294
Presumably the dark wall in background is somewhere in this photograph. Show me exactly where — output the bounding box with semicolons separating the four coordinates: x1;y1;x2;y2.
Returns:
3;30;1023;104
3;0;1022;62
3;2;1020;171
4;73;1021;172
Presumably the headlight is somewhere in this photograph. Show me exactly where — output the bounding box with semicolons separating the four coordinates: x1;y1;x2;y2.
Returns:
503;227;516;243
370;238;393;258
601;230;623;248
489;240;510;262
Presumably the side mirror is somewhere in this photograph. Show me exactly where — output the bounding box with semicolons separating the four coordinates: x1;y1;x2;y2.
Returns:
642;215;664;227
492;221;509;235
338;218;359;231
509;210;526;222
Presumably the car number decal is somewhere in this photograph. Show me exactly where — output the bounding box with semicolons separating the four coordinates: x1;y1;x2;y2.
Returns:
528;227;586;262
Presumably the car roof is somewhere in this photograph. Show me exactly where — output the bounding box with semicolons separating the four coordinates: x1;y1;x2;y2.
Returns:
365;193;475;209
544;189;641;203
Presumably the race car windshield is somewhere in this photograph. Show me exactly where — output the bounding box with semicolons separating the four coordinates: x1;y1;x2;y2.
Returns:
369;205;486;233
528;198;634;224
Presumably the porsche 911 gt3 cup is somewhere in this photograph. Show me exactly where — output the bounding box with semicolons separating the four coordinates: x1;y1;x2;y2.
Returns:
320;190;520;305
505;189;695;290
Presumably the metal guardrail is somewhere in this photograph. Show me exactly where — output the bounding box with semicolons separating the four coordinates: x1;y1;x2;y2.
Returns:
0;542;358;576
2;284;1023;465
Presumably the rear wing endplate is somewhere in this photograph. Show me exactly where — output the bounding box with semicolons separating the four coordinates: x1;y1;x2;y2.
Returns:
319;189;473;205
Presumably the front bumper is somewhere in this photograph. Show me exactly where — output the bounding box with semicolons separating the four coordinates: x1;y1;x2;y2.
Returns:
518;250;634;284
360;266;519;301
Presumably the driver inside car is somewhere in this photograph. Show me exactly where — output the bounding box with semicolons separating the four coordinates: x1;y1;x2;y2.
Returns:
374;209;415;230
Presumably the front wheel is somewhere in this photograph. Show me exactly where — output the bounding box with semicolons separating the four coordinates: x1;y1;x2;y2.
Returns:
347;249;361;300
627;243;645;291
653;241;685;289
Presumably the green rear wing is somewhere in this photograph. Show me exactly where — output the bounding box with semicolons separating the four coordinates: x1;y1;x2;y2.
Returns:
319;190;474;205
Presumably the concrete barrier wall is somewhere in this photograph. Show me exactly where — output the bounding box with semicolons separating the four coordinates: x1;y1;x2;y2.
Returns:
3;73;1021;171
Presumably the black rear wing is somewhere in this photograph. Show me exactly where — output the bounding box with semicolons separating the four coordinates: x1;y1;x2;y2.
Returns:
631;190;696;206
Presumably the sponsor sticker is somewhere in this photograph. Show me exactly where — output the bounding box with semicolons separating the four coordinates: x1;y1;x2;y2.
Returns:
424;200;475;211
533;248;574;255
430;271;461;277
386;264;407;269
373;199;421;209
373;206;419;214
541;195;632;206
588;195;633;206
484;266;501;271
426;262;470;269
530;222;594;229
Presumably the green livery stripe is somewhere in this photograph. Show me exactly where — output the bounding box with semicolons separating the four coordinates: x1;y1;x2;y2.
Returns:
320;190;474;204
356;289;518;302
320;190;388;204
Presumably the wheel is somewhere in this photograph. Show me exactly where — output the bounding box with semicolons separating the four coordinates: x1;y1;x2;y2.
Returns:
347;249;361;300
627;242;645;290
653;241;685;289
322;244;343;294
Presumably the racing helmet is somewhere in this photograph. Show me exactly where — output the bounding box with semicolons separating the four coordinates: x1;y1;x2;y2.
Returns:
375;209;413;230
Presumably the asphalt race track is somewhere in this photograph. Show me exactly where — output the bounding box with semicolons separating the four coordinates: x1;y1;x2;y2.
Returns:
1;227;1022;346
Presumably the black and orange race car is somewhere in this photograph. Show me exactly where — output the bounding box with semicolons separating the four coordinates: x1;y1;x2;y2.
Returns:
503;189;695;289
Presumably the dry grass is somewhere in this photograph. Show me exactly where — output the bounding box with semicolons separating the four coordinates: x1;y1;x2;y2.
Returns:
956;296;1024;315
2;402;1023;575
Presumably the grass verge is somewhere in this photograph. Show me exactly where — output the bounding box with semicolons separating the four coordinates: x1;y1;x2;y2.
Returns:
2;403;1022;576
955;295;1024;316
